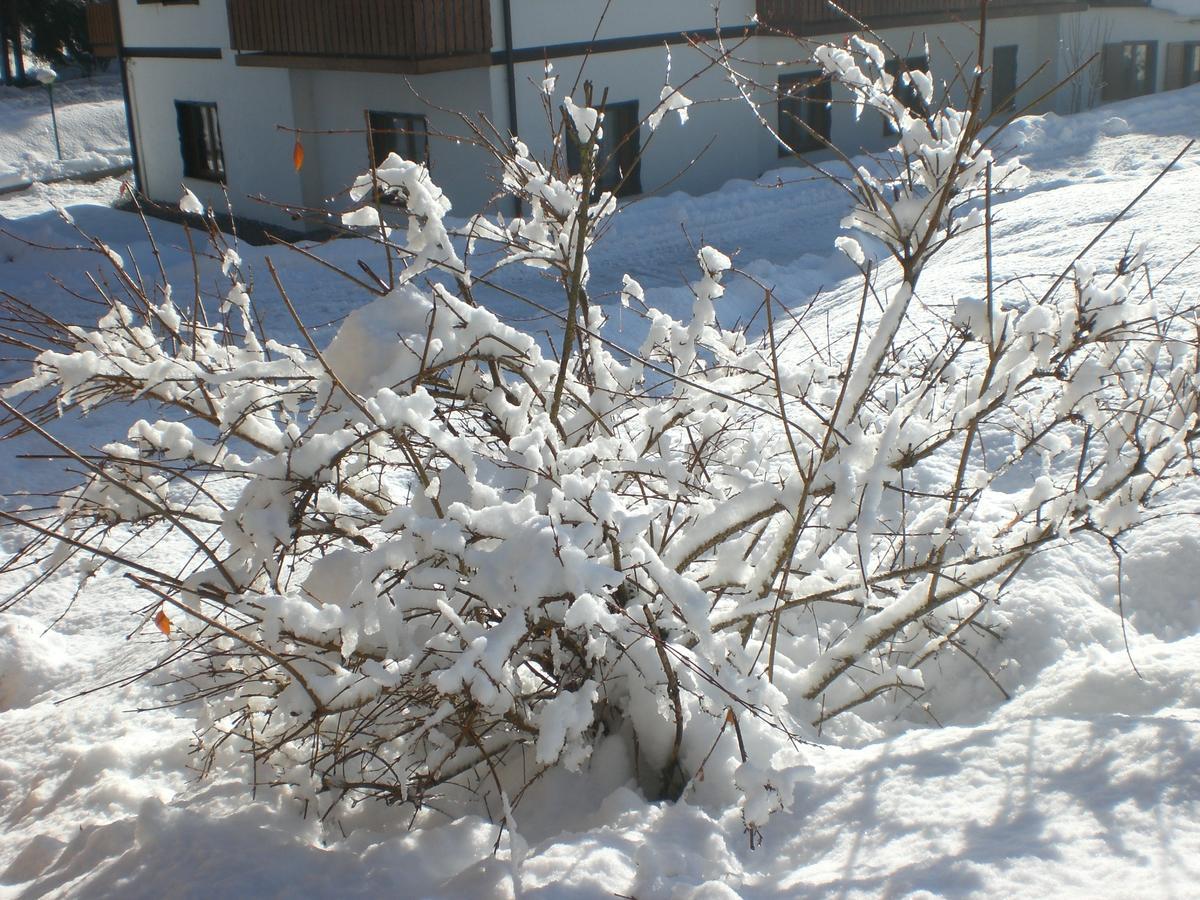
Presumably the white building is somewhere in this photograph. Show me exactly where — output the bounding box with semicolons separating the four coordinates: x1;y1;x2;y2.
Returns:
86;0;1200;232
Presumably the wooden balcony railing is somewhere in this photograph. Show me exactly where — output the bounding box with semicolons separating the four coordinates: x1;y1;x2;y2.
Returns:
86;1;119;58
227;0;493;73
757;0;1081;31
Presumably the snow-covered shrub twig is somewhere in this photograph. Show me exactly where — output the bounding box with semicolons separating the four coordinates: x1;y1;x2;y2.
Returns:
1;36;1197;837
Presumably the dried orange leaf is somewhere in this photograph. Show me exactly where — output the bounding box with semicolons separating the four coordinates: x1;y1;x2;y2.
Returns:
292;139;305;172
154;609;172;636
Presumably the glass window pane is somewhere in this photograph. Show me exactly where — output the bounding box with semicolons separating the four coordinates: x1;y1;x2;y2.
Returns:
992;45;1018;113
779;73;831;153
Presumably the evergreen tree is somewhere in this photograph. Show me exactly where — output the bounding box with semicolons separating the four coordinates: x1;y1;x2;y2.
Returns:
1;0;25;85
2;0;90;83
21;0;89;70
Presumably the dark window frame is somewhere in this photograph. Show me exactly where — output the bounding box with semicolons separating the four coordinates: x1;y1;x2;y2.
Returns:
991;44;1019;114
1164;41;1200;91
1101;41;1158;103
367;110;429;168
366;111;430;206
777;71;833;155
1183;42;1200;88
175;100;225;183
566;98;642;198
884;55;930;134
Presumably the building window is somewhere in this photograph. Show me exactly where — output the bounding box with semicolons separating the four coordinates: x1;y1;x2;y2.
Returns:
992;45;1019;114
367;111;429;168
366;112;429;205
1165;42;1200;90
1101;41;1157;103
567;99;641;198
176;101;225;183
778;72;832;155
884;56;930;134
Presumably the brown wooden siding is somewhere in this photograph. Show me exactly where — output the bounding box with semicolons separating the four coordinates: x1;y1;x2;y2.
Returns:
757;0;1084;31
226;0;492;63
86;1;119;58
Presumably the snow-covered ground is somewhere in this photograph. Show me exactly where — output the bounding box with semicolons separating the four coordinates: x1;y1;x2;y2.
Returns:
0;74;130;194
1153;0;1200;15
1;77;1199;898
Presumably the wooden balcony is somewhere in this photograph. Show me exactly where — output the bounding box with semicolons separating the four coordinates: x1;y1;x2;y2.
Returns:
226;0;493;74
756;0;1086;32
86;1;119;58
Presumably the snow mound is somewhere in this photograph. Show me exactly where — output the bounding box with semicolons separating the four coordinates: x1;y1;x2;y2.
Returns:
1153;0;1200;15
0;75;130;189
1118;499;1200;642
0;616;81;711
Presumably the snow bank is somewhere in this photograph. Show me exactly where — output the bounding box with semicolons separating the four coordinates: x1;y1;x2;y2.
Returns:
1152;0;1200;15
0;76;130;188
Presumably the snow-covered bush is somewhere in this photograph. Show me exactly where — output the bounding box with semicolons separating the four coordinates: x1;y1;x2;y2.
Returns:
2;38;1197;836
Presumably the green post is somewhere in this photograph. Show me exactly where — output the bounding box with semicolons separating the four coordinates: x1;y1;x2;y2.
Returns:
32;67;62;160
47;82;62;161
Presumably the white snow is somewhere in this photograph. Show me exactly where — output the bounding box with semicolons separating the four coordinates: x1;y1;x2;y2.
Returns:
0;75;130;193
2;78;1200;898
178;188;205;216
1153;0;1200;15
28;67;57;87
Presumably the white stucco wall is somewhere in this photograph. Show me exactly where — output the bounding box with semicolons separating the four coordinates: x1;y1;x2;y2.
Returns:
517;12;1072;198
759;12;1066;173
117;0;310;226
120;2;500;225
499;39;765;204
297;67;499;219
117;0;231;49
118;3;1200;231
1065;5;1200;107
498;0;756;48
126;55;304;225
